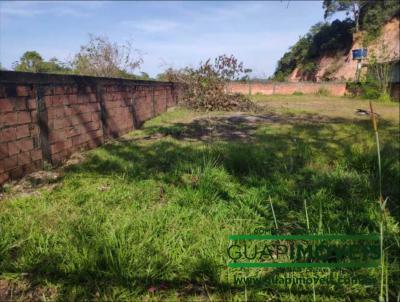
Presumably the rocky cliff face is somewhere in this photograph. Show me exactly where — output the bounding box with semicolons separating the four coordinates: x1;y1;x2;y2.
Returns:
289;18;400;82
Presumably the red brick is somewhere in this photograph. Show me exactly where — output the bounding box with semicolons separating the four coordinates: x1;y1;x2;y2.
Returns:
78;104;91;113
31;149;42;161
91;113;102;122
18;152;31;165
48;130;66;143
53;118;68;130
44;96;53;107
50;140;71;154
65;126;81;138
27;99;36;110
4;155;17;170
104;101;116;110
16;125;30;139
0;99;14;112
15;97;27;110
89;129;103;139
89;102;99;111
68;95;78;104
8;142;18;156
50;142;64;154
44;86;54;96
86;121;101;131
2;112;17;126
72;136;81;146
51;152;66;165
31;110;38;123
10;167;24;179
17;111;31;124
29;125;39;136
0;172;9;184
89;94;97;103
54;86;65;95
68;116;81;126
47;108;64;119
77;95;89;104
80;112;92;123
23;163;38;174
0;143;8;159
16;86;30;97
17;138;34;152
0;127;17;143
33;159;43;169
65;86;78;94
52;95;68;106
63;107;73;116
87;137;102;148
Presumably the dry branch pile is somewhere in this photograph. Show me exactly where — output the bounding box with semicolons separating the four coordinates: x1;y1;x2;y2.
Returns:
161;55;258;111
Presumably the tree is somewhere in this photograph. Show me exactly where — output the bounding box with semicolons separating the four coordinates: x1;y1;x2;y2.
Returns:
13;51;44;72
136;72;151;80
12;51;71;73
157;68;181;82
323;0;367;32
273;19;354;81
71;34;143;78
366;39;394;101
41;57;71;73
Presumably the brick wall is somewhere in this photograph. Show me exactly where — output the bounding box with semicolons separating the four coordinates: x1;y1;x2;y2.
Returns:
0;71;181;185
227;81;347;96
0;85;42;184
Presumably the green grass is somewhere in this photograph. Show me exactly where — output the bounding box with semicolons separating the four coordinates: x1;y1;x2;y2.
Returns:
0;96;399;301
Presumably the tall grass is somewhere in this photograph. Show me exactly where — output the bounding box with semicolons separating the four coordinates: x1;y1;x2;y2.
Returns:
269;196;278;231
304;199;316;302
369;100;389;302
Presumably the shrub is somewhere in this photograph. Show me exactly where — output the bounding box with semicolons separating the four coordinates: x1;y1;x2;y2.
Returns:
378;92;393;103
362;82;381;99
293;91;303;96
346;81;380;99
316;87;330;96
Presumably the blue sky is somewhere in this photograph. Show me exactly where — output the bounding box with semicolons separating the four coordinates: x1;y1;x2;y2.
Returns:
0;1;329;78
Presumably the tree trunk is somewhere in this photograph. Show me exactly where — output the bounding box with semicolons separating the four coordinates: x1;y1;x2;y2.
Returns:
353;3;360;32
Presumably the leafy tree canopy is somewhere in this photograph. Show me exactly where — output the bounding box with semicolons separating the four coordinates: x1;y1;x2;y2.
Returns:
273;19;354;81
12;51;71;73
71;34;143;78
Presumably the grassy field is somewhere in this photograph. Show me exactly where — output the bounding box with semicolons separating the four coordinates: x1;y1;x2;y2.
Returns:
0;95;399;301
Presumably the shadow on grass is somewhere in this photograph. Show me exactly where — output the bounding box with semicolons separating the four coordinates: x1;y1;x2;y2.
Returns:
67;113;399;221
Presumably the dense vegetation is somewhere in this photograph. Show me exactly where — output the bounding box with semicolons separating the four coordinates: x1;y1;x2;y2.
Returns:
273;0;400;81
12;51;71;74
273;19;354;81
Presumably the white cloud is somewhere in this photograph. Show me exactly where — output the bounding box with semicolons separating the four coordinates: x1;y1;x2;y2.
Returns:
120;19;179;33
0;1;103;18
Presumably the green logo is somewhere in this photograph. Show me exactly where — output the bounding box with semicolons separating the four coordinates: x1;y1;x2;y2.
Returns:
227;234;380;268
